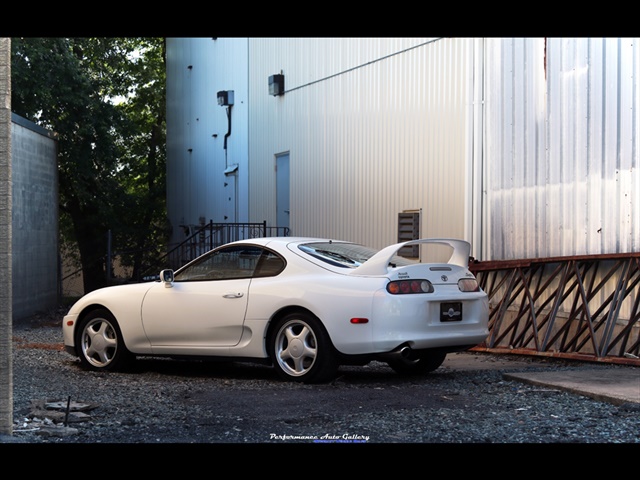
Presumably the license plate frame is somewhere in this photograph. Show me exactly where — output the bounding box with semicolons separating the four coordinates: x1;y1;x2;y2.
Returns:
440;302;463;322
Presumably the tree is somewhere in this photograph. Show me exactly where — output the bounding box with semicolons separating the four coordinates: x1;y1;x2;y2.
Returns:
11;38;167;293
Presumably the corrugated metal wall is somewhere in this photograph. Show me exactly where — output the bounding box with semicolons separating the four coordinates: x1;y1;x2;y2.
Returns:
248;38;478;252
167;37;640;262
166;38;250;246
165;37;640;357
484;37;640;260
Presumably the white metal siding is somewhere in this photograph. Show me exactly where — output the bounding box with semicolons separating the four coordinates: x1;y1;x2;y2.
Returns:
166;38;250;246
485;37;640;260
248;38;476;251
167;37;640;263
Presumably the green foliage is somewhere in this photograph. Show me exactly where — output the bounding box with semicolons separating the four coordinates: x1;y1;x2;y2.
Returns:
11;37;167;292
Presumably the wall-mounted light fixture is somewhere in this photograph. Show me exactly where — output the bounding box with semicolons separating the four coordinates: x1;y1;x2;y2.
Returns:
269;74;285;96
217;90;234;106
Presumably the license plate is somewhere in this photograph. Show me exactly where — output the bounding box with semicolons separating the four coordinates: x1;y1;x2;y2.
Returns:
440;302;462;322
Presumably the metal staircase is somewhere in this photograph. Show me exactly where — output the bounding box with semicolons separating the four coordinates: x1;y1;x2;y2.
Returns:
141;221;290;278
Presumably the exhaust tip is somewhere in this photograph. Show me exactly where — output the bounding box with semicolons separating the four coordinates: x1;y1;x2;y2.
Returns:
399;346;411;358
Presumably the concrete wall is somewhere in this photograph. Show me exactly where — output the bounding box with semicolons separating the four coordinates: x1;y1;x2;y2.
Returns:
11;114;58;320
0;36;13;435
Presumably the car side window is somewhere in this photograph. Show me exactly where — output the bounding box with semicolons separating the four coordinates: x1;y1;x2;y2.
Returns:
253;251;285;278
175;246;263;281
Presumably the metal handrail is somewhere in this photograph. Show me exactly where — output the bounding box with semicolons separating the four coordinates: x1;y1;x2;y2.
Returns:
139;221;290;279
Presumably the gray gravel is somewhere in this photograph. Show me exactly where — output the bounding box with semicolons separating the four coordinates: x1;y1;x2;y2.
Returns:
4;311;640;444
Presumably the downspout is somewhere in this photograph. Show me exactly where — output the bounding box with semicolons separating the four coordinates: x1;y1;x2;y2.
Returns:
224;104;232;169
223;103;238;222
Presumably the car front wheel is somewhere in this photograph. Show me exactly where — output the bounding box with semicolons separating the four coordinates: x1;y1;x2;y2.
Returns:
387;350;447;376
76;309;134;371
269;312;338;383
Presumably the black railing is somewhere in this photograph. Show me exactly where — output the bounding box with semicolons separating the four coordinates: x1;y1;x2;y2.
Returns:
61;221;290;295
139;221;290;280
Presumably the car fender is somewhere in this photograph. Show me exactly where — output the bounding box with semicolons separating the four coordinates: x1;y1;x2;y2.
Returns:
245;274;383;355
64;282;157;353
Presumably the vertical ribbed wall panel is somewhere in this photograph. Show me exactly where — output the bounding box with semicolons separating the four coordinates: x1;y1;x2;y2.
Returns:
166;38;249;245
485;38;640;260
168;37;639;260
248;38;475;250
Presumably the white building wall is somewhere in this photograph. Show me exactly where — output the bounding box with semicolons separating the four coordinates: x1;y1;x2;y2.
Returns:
166;37;640;264
166;38;249;246
247;38;479;253
484;37;640;260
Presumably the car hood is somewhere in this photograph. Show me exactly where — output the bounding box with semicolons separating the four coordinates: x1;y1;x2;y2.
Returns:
351;238;471;276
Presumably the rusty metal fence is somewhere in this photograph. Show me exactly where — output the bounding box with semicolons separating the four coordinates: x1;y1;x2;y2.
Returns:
470;253;640;366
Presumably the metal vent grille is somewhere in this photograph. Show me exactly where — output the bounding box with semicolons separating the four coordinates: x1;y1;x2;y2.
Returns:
398;211;420;258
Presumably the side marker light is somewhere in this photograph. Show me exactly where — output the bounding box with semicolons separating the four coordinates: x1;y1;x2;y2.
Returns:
350;318;369;324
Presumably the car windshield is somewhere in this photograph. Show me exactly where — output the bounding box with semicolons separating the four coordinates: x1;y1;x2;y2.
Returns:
298;242;415;269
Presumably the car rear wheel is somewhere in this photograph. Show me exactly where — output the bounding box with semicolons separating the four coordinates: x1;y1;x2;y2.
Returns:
387;350;447;376
76;309;134;371
269;312;338;383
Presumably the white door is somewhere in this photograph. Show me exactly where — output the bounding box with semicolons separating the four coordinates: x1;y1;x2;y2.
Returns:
140;278;250;349
276;152;290;232
140;245;261;350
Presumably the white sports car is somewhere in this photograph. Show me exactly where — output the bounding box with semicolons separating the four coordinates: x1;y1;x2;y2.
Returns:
63;237;489;383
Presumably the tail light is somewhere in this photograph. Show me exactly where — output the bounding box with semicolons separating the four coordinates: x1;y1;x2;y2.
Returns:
387;279;434;294
458;278;480;292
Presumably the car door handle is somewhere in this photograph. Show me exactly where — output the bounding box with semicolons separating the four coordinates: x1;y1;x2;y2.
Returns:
223;292;244;298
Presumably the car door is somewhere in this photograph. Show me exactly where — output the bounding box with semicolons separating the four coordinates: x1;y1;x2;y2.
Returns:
140;246;261;350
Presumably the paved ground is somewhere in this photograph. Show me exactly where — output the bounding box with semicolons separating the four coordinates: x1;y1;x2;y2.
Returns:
504;369;639;405
443;352;640;405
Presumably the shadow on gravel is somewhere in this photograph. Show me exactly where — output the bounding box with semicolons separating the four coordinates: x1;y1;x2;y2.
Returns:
182;377;472;420
126;357;280;380
120;356;460;385
104;357;474;419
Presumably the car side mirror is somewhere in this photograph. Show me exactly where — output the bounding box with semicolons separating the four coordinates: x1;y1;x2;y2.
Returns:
160;269;174;287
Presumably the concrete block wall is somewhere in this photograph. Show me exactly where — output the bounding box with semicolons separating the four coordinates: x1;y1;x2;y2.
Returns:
1;36;13;436
11;114;58;320
0;40;10;322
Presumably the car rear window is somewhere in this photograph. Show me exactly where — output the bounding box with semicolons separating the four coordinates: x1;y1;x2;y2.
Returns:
298;242;414;269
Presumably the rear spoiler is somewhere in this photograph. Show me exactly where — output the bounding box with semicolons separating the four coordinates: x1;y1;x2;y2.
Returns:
351;238;471;276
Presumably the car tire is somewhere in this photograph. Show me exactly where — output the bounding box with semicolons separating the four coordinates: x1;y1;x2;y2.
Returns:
76;309;134;372
269;311;338;383
387;350;447;376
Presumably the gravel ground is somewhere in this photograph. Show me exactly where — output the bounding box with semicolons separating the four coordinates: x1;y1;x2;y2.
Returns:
3;310;640;445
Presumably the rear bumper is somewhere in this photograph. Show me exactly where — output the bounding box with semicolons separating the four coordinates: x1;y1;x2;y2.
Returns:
332;291;489;355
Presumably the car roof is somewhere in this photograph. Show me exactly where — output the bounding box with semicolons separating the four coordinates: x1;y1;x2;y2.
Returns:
226;237;364;273
229;237;351;248
224;237;471;276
